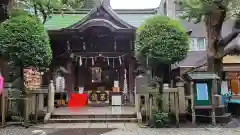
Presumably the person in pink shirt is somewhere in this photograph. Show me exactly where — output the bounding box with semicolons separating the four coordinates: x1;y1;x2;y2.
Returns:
0;71;4;95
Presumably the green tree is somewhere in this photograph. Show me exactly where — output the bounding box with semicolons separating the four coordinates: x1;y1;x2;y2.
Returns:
136;15;189;94
15;0;84;24
0;13;52;89
177;0;240;79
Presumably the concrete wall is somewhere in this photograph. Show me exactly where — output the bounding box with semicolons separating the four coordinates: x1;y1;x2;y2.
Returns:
157;0;176;18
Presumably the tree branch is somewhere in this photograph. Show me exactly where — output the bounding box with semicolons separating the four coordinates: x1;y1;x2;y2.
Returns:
186;30;192;36
217;29;240;47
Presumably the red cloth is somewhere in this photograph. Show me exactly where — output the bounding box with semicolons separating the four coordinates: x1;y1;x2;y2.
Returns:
68;93;88;108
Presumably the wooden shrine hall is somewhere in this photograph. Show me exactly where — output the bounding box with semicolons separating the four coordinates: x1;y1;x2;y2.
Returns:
45;1;137;106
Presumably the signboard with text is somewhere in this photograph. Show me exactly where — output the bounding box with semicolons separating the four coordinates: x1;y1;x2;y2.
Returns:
23;67;42;90
88;90;109;106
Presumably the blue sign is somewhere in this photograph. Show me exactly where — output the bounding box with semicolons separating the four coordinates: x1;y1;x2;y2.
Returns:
196;83;209;100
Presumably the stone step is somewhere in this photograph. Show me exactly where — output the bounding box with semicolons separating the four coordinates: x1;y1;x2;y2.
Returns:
51;114;136;119
48;117;137;123
187;113;232;123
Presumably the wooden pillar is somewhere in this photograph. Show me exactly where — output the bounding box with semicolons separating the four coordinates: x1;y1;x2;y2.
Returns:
149;93;153;120
175;91;180;127
190;81;196;124
65;60;73;96
212;79;216;125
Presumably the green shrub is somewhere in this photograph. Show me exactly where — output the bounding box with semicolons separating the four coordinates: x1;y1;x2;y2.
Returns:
150;112;170;128
136;15;189;67
0;14;52;69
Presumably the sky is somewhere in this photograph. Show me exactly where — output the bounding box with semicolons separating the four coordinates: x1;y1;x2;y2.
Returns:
110;0;162;9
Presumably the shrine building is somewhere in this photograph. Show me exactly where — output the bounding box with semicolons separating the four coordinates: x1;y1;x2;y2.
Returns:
43;0;157;106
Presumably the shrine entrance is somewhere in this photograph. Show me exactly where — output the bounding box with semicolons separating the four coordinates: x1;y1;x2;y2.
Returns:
47;2;137;107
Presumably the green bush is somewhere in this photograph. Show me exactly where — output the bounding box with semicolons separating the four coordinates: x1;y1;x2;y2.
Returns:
150;112;170;128
0;14;52;68
9;8;31;18
136;15;189;67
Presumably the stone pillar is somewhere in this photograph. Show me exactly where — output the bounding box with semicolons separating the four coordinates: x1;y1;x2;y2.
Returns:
176;81;185;114
47;80;55;113
1;83;10;126
38;93;44;110
163;83;169;112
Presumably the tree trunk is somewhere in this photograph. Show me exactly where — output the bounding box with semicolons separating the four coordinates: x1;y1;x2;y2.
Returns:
0;0;9;23
20;66;26;95
205;11;225;78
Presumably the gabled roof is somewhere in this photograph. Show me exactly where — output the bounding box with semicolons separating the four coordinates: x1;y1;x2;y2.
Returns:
45;8;157;30
66;2;134;30
187;72;220;80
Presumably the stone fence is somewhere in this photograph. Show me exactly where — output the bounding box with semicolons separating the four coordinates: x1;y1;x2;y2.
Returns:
0;80;55;126
135;78;185;127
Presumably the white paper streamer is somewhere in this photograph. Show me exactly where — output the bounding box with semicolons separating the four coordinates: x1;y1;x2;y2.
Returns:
92;57;94;66
119;56;122;65
107;58;110;66
79;56;82;66
83;42;86;50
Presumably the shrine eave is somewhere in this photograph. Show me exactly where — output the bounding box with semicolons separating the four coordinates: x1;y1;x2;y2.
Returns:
65;2;135;30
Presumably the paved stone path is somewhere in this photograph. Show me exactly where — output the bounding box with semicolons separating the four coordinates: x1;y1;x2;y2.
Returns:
1;123;240;135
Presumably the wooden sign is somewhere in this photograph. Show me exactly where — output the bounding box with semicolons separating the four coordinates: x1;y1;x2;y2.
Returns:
88;90;109;105
23;68;42;90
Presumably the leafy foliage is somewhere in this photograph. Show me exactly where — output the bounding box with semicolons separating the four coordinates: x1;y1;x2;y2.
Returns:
9;8;32;17
0;14;52;68
16;0;84;23
150;111;170;128
136;15;189;68
177;0;240;76
177;0;240;23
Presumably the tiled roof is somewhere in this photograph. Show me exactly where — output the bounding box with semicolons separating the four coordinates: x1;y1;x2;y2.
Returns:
45;14;86;30
171;51;207;69
44;9;156;30
187;72;220;80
